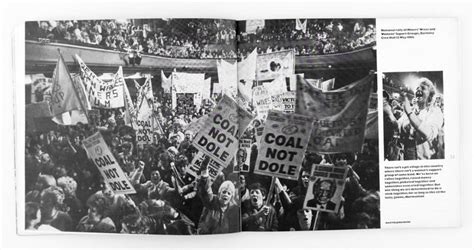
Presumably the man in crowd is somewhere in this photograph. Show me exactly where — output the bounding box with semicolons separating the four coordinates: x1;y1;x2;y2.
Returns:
241;182;278;231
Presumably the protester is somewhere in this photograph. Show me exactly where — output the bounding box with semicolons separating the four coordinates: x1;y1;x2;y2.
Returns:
241;182;278;231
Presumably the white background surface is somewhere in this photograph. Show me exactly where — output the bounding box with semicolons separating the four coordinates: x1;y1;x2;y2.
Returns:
1;0;472;248
377;18;461;229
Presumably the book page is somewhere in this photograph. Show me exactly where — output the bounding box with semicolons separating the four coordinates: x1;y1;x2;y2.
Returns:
236;19;380;231
18;18;242;235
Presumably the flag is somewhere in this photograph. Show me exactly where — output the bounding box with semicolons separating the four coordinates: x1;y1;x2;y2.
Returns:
296;19;307;33
50;51;83;116
295;73;374;153
237;48;257;100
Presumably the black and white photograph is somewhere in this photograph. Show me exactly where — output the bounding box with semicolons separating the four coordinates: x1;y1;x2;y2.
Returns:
382;71;444;161
22;17;377;235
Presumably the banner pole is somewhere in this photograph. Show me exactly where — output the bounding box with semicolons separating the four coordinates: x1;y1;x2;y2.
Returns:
266;176;276;206
312;210;321;230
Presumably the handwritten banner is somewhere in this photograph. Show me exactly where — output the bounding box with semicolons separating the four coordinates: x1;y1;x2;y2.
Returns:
76;55;124;109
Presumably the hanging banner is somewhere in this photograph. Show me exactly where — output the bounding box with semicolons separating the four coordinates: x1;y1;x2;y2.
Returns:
303;164;349;213
82;132;136;195
295;74;374;153
257;50;295;81
192;94;254;166
76;55;125;109
254;110;313;180
217;60;237;96
161;70;172;93
171;72;205;93
238;49;257;101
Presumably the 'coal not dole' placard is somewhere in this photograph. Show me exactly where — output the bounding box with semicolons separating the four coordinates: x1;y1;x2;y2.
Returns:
83;132;136;195
254;110;313;180
192;94;254;166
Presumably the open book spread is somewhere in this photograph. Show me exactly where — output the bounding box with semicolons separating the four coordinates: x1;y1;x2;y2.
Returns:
17;18;459;235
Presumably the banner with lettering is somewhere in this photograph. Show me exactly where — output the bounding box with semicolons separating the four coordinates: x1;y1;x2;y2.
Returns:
76;55;125;109
295;73;374;153
254;110;313;180
136;98;154;145
82;132;136;195
192;94;254;166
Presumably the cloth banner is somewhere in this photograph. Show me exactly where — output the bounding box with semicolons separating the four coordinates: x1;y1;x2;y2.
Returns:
192;94;254;166
76;55;125;109
171;72;205;93
254;110;313;180
296;19;307;33
217;60;237;96
295;73;374;153
257;50;295;81
161;70;172;93
303;164;348;213
136;90;154;145
237;49;257;101
82;132;136;195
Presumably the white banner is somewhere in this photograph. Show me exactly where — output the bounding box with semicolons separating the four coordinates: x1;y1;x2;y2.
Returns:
76;55;125;109
257;50;295;81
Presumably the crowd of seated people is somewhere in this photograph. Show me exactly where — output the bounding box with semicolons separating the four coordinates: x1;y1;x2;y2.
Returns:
26;19;375;59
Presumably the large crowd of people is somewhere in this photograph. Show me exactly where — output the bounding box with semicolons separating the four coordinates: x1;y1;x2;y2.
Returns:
24;82;380;234
237;19;376;57
382;74;445;161
25;19;375;60
25;19;237;59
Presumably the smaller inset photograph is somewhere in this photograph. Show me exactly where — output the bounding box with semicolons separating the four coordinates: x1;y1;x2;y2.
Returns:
382;71;444;161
